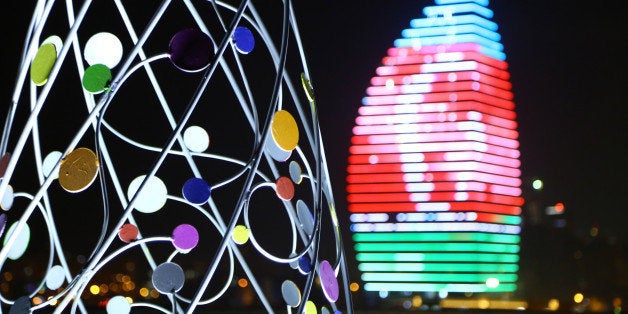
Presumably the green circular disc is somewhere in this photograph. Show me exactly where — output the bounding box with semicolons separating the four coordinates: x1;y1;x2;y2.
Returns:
82;64;111;94
30;43;57;86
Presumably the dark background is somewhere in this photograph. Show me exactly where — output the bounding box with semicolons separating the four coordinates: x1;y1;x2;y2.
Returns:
1;0;627;312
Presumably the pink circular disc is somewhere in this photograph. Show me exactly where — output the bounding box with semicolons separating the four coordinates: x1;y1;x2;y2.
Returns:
319;260;339;302
275;176;294;201
172;224;199;253
118;223;138;243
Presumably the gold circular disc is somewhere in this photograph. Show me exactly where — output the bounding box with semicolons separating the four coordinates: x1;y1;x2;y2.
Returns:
58;147;99;193
271;110;299;152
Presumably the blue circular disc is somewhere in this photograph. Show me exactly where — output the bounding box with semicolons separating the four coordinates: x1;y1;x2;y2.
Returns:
182;177;211;205
233;26;255;54
297;255;311;275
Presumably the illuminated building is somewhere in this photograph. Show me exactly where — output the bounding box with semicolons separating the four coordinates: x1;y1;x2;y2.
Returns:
347;0;523;294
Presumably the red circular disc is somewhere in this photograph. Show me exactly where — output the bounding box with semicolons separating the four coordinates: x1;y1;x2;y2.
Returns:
275;176;294;201
118;223;139;243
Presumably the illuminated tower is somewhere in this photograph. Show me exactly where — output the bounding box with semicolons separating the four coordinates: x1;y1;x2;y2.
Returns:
347;0;523;295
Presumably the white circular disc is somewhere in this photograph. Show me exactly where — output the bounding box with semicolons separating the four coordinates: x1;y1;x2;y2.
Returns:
183;125;209;153
106;295;131;314
127;175;168;214
264;131;291;162
297;200;314;237
84;32;123;68
42;35;63;56
1;184;14;211
43;151;63;180
3;222;30;260
46;265;65;290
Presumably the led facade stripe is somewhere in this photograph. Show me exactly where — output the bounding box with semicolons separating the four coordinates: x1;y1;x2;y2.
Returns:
347;0;522;294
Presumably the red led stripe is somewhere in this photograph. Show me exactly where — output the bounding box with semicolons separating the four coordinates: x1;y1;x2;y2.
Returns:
347;161;520;177
363;91;515;110
387;43;484;56
346;182;521;197
347;192;524;206
366;81;513;100
352;122;519;139
358;101;516;120
382;51;509;70
355;111;517;130
349;142;520;158
348;151;521;168
348;202;522;215
351;133;519;150
347;172;522;187
376;61;510;80
370;71;513;90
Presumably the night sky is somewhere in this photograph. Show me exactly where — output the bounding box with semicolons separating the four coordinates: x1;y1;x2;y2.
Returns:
0;0;627;310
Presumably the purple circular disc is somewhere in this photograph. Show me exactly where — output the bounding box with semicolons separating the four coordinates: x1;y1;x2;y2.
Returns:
297;255;311;275
168;28;212;72
319;260;339;303
233;26;255;54
182;177;211;205
172;224;199;253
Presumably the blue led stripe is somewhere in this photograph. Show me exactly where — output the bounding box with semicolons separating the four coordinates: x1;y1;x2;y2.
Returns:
402;24;501;41
435;0;490;6
410;14;498;31
423;3;494;19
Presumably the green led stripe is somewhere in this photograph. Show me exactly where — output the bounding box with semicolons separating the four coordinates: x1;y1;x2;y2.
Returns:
362;272;518;283
358;262;519;273
356;252;519;263
363;282;518;293
353;232;520;244
355;242;519;253
495;215;521;225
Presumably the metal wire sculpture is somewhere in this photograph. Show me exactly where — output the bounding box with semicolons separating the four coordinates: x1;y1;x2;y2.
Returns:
0;0;352;313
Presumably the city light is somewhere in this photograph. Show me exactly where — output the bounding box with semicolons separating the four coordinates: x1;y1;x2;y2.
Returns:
532;179;543;190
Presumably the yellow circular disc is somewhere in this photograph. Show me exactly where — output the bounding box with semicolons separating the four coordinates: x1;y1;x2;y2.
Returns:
304;300;317;314
59;147;99;193
271;110;299;151
232;224;250;245
30;43;57;86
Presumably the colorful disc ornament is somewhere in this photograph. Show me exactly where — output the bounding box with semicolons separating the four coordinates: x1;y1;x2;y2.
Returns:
30;43;57;86
58;147;99;193
172;224;199;253
233;26;255;54
82;64;111;94
182;177;211;205
169;28;212;72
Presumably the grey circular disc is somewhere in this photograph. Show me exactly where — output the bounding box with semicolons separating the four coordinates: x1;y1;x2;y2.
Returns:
297;200;314;237
289;161;302;184
9;296;31;314
281;280;301;307
152;262;185;294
